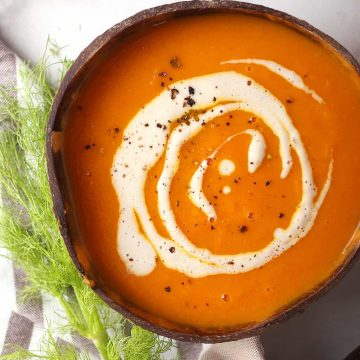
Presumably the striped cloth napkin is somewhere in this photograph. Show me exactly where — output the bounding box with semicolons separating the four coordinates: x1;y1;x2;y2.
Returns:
0;38;264;360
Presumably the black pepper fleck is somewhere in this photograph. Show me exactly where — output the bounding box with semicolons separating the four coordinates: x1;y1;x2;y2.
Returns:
184;96;196;107
170;88;179;100
170;56;181;68
239;225;248;233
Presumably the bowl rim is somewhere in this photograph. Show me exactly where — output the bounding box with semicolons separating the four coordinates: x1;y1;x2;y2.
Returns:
46;0;360;343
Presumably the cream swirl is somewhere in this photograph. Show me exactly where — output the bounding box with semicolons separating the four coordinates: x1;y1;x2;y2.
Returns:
112;62;333;278
218;159;236;176
188;129;266;221
221;59;324;103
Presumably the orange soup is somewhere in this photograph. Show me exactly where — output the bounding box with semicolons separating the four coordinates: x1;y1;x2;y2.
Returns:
62;13;360;330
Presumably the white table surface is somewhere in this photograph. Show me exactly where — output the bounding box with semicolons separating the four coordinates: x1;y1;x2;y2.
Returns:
0;1;359;359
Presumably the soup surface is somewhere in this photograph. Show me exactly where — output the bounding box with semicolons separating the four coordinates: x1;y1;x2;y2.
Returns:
62;13;360;330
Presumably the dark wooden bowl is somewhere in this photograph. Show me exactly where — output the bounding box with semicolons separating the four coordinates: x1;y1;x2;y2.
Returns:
46;0;360;343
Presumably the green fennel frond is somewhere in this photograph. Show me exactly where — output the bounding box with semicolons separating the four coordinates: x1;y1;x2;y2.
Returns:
0;330;91;360
0;50;174;360
120;327;174;360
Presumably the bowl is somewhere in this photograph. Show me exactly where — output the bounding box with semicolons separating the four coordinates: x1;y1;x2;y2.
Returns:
46;0;360;343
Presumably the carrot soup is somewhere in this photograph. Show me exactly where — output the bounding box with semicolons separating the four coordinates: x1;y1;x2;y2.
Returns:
62;13;360;330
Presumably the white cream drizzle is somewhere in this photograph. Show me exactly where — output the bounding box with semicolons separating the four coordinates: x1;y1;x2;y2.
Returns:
221;59;324;104
112;62;332;278
243;129;266;173
188;129;266;220
219;159;235;176
223;186;231;195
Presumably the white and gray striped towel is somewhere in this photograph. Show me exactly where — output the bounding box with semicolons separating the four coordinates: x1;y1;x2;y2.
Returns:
0;39;264;360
